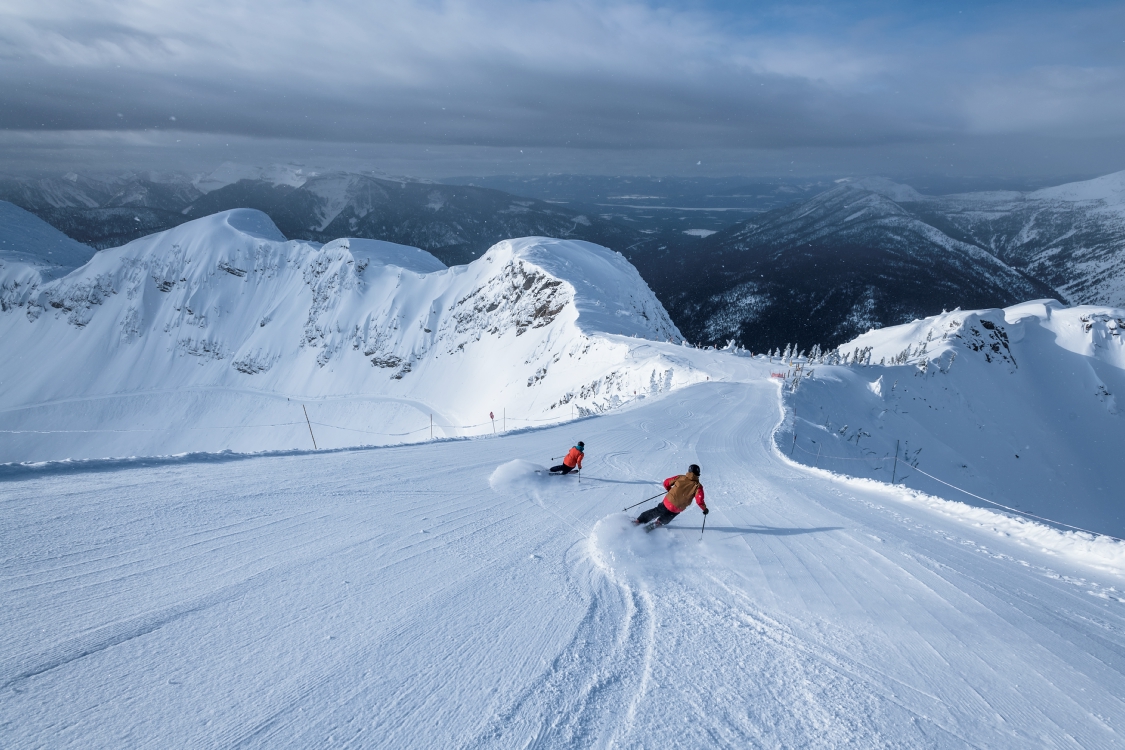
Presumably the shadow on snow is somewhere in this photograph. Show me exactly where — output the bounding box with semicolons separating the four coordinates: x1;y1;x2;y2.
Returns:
580;476;662;486
666;525;843;536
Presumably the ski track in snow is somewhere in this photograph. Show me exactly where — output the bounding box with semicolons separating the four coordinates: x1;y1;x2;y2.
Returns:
3;381;1125;748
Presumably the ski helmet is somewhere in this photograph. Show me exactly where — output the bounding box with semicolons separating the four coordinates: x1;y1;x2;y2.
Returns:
577;441;585;449
689;463;701;475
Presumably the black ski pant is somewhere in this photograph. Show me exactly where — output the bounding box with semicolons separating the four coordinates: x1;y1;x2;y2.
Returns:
549;464;575;474
637;502;679;526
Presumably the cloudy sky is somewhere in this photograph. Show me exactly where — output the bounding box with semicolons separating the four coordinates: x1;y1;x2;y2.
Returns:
1;0;1122;179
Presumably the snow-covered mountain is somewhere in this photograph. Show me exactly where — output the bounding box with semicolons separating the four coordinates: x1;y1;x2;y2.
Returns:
1;165;650;265
662;181;1055;351
9;167;1125;368
0;209;700;462
192;162;312;194
0;170;202;211
183;172;644;266
0;172;204;250
0;172;112;210
0;201;96;310
908;171;1125;305
778;299;1125;537
664;171;1125;351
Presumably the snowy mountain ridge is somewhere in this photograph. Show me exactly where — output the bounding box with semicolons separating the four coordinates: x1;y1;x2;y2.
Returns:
883;170;1125;307
1027;170;1125;204
779;299;1125;537
0;209;695;462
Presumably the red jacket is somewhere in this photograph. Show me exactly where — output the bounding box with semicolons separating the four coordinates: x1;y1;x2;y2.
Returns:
662;473;706;513
563;446;584;469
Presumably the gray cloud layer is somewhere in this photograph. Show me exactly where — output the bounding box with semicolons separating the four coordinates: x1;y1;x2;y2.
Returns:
2;0;1123;177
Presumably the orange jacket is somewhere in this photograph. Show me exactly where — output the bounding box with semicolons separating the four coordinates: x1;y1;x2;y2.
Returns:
563;446;584;469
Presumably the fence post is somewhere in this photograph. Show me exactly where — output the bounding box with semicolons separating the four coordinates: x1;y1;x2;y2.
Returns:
815;444;821;468
302;405;318;450
430;414;433;440
892;439;900;484
790;405;797;455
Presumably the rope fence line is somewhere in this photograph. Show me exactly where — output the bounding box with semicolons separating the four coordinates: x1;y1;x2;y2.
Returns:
507;415;578;423
0;421;308;435
907;465;1125;543
308;421;431;437
0;393;663;439
0;406;593;438
788;431;1124;543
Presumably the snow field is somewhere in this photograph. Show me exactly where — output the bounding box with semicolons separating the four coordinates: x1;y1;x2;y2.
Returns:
4;380;1125;748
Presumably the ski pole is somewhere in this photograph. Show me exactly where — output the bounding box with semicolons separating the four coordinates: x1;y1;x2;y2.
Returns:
623;491;665;512
700;512;707;540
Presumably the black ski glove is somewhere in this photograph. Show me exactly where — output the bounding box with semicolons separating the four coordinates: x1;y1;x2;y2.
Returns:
702;507;710;515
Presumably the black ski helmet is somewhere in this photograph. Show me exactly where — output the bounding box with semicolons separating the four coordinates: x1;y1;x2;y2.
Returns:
577;441;584;449
689;463;701;475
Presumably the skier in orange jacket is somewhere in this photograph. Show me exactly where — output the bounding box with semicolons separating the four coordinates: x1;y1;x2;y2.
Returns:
635;464;707;528
549;442;584;475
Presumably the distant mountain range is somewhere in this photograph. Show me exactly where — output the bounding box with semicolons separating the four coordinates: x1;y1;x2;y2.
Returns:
181;173;644;266
0;201;96;311
657;173;1125;351
2;166;1123;351
0;171;204;250
0;168;652;267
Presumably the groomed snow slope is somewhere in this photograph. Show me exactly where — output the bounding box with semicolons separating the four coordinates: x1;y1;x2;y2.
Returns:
0;210;695;462
778;300;1125;538
4;379;1125;748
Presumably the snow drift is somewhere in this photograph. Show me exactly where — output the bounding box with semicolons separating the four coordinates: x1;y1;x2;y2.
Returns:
0;210;699;462
777;300;1125;537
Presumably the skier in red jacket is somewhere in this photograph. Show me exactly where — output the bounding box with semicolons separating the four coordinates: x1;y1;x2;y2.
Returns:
635;464;707;528
549;442;584;475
